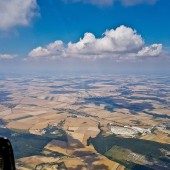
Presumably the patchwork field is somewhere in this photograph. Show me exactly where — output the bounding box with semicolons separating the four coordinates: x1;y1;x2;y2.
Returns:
0;75;170;169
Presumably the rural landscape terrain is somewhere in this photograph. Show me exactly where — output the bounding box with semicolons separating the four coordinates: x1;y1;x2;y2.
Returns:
0;0;170;170
0;74;170;170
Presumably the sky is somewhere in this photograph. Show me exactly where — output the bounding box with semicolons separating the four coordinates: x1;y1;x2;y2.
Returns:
0;0;170;75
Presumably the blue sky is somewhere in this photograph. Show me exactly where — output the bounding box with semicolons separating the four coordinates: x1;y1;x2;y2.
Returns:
0;0;169;75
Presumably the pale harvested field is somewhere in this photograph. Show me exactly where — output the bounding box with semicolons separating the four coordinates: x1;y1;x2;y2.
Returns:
63;116;100;145
63;117;98;129
68;126;79;131
0;109;13;117
19;97;47;106
140;132;170;144
58;157;87;170
6;110;68;131
45;140;69;156
17;156;60;169
87;126;100;132
25;110;49;116
12;106;54;115
29;120;52;131
7;116;47;130
38;112;67;120
7;121;34;130
67;131;85;143
3;113;31;120
67;126;100;145
148;108;170;115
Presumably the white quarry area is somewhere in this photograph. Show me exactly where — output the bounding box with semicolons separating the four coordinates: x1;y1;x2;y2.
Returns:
111;125;151;137
128;126;151;134
111;126;136;137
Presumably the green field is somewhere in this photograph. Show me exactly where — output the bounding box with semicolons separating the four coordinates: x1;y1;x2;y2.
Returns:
89;133;170;170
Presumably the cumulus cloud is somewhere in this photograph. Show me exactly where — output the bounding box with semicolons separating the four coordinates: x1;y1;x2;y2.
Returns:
28;25;163;60
68;26;144;55
0;0;38;30
28;41;66;59
137;44;162;57
0;54;17;60
65;0;157;6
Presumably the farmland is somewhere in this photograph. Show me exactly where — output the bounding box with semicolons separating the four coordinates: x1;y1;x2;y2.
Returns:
0;75;170;169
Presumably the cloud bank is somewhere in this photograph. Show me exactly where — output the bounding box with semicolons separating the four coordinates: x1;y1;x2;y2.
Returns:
0;54;17;60
0;0;38;30
28;25;162;61
65;0;157;6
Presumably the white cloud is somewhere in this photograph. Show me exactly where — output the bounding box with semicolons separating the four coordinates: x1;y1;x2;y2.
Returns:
0;54;17;60
68;26;144;55
65;0;157;6
28;41;66;59
137;44;162;57
28;25;163;60
0;0;38;30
